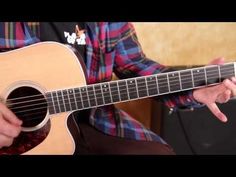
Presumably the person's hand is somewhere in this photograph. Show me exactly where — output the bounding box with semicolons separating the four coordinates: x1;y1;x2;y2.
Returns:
193;58;236;122
0;102;22;148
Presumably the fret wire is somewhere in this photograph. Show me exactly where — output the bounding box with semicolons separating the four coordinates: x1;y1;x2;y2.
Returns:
52;91;60;113
144;76;149;96
87;86;96;107
92;85;98;106
8;65;236;106
157;74;169;94
204;67;208;85
66;89;72;111
127;79;138;99
94;84;104;106
48;75;229;106
136;78;147;97
73;88;83;109
69;89;76;110
109;82;119;102
181;71;233;83
78;88;84;108
43;65;235;108
166;73;170;92
56;79;212;104
191;69;194;87
206;67;220;85
48;92;56;114
13;64;236;114
72;88;78;110
62;90;69;111
60;90;66;112
116;81;121;101
193;68;206;87
42;75;234;112
85;87;91;107
125;80;130;100
120;80;129;100
108;83;113;103
146;76;155;95
155;75;159;94
169;72;180;92
81;87;89;108
48;70;235;106
55;91;62;113
178;71;182;90
218;65;221;82
100;84;106;104
135;77;139;98
89;68;233;94
176;67;232;78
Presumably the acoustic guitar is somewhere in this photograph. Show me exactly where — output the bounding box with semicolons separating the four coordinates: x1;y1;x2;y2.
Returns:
0;42;235;155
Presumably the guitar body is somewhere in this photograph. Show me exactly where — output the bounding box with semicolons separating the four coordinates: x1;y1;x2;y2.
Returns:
0;42;87;155
0;41;235;155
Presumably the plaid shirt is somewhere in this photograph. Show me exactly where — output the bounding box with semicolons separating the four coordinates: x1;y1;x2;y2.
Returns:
0;22;202;144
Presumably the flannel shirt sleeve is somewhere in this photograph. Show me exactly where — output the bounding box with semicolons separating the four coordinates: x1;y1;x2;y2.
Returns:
113;22;204;111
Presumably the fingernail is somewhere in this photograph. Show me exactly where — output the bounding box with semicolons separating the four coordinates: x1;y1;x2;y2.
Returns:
222;116;228;122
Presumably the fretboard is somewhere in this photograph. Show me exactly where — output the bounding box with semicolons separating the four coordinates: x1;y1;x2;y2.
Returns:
46;62;236;114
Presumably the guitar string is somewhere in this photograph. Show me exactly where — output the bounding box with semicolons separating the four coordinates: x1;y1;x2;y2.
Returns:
8;70;232;110
8;73;233;112
7;71;235;113
8;77;235;119
6;70;235;112
4;65;234;122
5;66;233;106
5;65;233;103
10;76;235;116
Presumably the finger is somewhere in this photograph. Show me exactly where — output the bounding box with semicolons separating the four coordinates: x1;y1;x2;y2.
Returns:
223;79;236;96
0;115;21;138
231;77;236;84
0;102;22;126
0;134;13;148
211;82;228;97
217;89;231;103
224;89;231;101
207;103;227;122
208;58;225;65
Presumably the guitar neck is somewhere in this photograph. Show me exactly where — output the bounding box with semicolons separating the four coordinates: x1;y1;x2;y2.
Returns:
46;62;236;115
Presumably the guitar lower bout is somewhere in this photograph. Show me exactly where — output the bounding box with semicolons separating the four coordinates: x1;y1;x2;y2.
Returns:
0;42;87;154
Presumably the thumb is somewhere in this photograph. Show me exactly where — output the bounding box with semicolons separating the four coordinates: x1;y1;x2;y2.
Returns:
207;103;227;122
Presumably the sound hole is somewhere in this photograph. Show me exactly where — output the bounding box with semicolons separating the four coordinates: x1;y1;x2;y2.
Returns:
7;86;47;128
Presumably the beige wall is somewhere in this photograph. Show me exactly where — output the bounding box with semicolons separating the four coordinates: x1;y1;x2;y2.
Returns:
133;22;236;66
